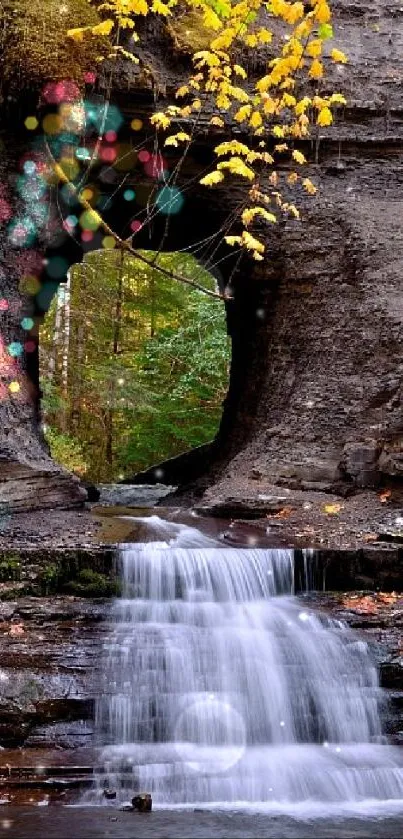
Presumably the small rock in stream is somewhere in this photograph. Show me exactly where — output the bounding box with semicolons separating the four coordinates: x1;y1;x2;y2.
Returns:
132;792;152;812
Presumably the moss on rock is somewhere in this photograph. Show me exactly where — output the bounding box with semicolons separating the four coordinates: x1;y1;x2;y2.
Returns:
0;0;106;95
167;9;214;54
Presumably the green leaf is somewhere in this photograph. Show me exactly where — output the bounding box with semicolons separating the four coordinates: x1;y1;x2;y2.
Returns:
318;23;333;40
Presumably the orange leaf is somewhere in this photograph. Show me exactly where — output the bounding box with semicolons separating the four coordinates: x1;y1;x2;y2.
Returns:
379;489;391;503
269;506;293;519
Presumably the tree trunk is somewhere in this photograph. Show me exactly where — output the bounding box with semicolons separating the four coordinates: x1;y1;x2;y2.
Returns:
0;138;85;512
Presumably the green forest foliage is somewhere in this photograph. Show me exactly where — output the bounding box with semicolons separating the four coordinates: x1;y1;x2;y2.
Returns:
39;251;230;482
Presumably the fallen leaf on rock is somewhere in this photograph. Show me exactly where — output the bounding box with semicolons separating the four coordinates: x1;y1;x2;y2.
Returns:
9;624;24;636
268;507;293;519
379;489;391;503
323;503;343;515
342;592;399;614
362;533;379;542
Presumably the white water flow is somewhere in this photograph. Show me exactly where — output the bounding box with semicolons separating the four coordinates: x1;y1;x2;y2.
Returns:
94;516;403;811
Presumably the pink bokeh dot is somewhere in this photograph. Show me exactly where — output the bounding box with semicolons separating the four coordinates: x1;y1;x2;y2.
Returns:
81;230;93;242
130;220;142;233
138;150;150;163
24;341;37;353
100;146;117;163
0;299;9;312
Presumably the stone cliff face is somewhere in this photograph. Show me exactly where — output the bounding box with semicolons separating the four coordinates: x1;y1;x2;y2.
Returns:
2;1;403;515
198;0;403;503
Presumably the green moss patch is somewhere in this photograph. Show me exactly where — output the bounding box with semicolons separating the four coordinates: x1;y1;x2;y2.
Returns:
0;0;106;94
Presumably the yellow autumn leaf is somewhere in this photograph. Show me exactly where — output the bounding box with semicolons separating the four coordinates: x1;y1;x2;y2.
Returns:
193;51;220;68
323;503;342;515
250;111;263;129
302;178;317;194
203;8;222;30
175;86;189;99
295;97;311;116
242;231;265;253
200;170;225;187
164;132;191;147
210;116;225;127
242;207;277;226
217;157;255;180
330;93;347;105
315;1;331;24
309;59;323;80
234;104;252;122
151;0;171;14
245;34;258;47
234;64;247;79
91;20;114;36
292;149;306;164
150;112;171;129
284;1;304;25
257;28;273;44
287;172;299;185
331;48;348;64
307;39;322;59
215;140;250;156
225;235;242;247
67;27;85;42
129;0;148;14
317;107;333;126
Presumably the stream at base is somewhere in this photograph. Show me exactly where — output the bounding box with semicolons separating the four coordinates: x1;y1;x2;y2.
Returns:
89;516;403;815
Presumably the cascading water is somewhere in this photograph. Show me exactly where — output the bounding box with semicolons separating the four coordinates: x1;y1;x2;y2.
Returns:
93;516;403;811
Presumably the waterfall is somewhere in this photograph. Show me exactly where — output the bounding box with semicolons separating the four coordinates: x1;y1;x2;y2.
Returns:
93;517;403;810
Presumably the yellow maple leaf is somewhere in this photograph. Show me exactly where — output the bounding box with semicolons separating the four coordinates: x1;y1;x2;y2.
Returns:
218;157;255;180
317;107;333;126
67;27;85;42
91;20;114;36
250;111;263;129
175;86;189;99
242;231;265;253
234;64;247;79
242;207;277;226
330;93;347;105
315;1;331;24
309;59;323;80
234;104;252;123
203;7;222;30
302;178;317;194
200;170;225;187
257;28;273;44
210;116;225;127
292;149;306;164
323;503;343;515
307;39;322;59
150;112;171;129
151;0;171;14
215;140;250;156
331;48;348;64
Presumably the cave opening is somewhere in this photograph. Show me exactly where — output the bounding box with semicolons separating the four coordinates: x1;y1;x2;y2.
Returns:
38;249;231;485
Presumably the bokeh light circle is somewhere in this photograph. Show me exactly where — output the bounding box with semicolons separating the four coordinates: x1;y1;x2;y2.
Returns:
156;186;184;216
174;697;246;776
